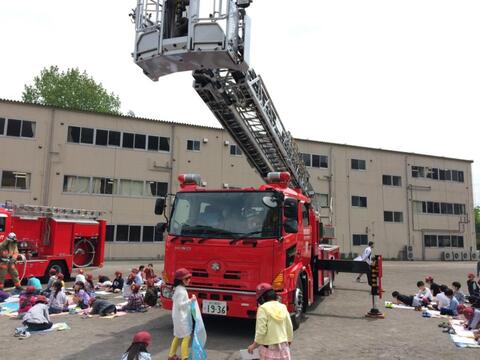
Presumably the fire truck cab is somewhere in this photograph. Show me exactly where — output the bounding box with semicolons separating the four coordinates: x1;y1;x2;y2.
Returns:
158;172;339;329
0;204;106;282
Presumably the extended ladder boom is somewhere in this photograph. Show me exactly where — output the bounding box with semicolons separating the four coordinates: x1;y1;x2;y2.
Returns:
132;0;314;198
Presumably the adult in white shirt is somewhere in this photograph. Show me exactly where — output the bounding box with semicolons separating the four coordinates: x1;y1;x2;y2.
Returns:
355;241;374;282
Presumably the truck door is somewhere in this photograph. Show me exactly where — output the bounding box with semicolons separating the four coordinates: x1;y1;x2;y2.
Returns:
300;203;311;259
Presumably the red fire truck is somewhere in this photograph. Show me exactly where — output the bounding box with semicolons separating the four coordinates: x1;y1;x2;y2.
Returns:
0;204;106;282
156;173;339;329
131;0;382;326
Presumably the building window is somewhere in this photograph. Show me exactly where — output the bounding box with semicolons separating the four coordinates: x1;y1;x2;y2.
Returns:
108;131;121;147
68;126;80;143
134;134;146;150
116;225;129;242
63;176;90;193
80;127;94;144
148;136;159;151
314;193;329;208
424;235;437;247
0;118;5;135
352;196;367;208
95;129;108;146
382;175;402;186
424;234;464;248
1;171;31;190
154;225;164;241
142;226;154;242
145;181;168;197
411;166;425;178
119;179;144;197
187;139;201;151
301;153;328;168
122;132;134;148
384;211;403;223
106;225;115;242
419;201;466;215
129;225;141;242
353;234;368;246
5;119;33;138
92;177;116;195
230;144;242;156
351;159;366;170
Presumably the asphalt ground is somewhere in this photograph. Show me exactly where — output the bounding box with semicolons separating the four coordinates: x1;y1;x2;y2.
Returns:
0;260;479;359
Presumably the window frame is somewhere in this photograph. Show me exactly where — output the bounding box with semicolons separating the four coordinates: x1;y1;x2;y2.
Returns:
352;234;368;246
187;139;201;152
351;196;367;208
0;170;31;191
351;159;366;171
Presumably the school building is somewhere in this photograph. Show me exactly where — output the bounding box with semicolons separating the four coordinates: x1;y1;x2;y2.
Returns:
0;99;476;261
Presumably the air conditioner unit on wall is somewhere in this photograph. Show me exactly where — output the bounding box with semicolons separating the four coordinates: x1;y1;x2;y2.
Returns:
405;245;414;261
452;250;462;261
461;251;469;261
471;251;480;261
442;251;453;261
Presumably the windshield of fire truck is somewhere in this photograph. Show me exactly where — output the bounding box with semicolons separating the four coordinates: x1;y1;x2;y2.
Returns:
0;216;5;232
169;191;280;239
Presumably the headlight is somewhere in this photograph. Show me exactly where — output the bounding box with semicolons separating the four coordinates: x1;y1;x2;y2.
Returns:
161;285;173;299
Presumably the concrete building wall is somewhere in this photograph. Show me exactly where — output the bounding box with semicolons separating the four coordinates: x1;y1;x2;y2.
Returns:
0;100;475;260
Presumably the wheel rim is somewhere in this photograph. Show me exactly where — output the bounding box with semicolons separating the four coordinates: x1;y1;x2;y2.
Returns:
294;287;303;319
73;238;96;267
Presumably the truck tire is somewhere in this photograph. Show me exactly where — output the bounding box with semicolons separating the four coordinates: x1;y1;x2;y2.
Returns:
44;261;69;283
291;277;304;330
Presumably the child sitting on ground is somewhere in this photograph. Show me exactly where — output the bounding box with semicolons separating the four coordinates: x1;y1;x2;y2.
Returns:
48;281;68;314
144;279;159;307
89;297;117;316
19;295;52;337
425;276;441;296
121;331;152;360
440;288;459;316
459;305;480;330
109;271;124;293
452;281;465;304
18;286;38;318
122;284;146;312
434;285;450;310
57;273;65;288
123;273;135;299
85;273;96;297
26;274;42;294
73;281;91;309
96;274;112;289
42;268;58;296
416;281;433;303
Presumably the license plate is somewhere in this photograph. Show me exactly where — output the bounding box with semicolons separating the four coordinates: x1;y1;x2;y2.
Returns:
202;300;227;316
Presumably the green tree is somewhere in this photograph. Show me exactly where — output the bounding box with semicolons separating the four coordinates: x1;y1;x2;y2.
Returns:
22;66;121;114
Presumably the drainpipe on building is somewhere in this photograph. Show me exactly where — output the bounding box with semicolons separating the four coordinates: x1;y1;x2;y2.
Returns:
42;109;56;206
168;125;176;216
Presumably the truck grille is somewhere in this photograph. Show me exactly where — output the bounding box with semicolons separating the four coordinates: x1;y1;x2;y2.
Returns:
223;270;241;279
192;268;209;278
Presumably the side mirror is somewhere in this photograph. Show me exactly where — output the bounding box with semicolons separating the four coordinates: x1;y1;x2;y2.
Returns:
154;197;166;215
284;219;298;234
284;198;298;219
156;222;167;234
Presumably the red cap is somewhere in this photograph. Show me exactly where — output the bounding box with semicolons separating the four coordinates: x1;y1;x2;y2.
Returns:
463;307;474;320
174;268;192;281
131;284;141;293
425;276;433;282
457;304;467;314
35;295;48;304
49;268;57;275
115;271;122;277
133;331;151;346
131;268;139;273
26;286;36;294
86;273;93;281
468;273;475;279
57;273;64;280
256;283;273;300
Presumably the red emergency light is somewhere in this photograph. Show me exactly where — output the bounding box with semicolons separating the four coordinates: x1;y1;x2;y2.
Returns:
266;172;291;185
178;174;202;186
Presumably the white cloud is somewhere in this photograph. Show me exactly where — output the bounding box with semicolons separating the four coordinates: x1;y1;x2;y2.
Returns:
0;0;478;205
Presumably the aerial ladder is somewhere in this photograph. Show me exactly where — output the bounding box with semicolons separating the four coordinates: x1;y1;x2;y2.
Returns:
132;0;315;202
131;0;384;317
